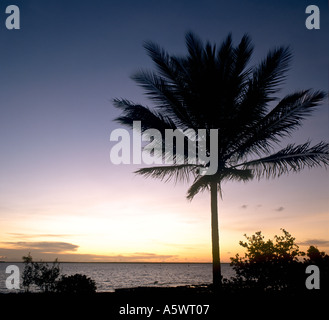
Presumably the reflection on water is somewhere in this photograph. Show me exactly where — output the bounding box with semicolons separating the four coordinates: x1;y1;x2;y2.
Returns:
0;262;235;293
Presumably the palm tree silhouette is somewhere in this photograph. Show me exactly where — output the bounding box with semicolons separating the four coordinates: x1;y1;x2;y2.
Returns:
113;32;329;290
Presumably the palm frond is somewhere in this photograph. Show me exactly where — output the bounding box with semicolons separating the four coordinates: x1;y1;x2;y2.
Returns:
237;46;292;123
113;98;176;132
216;33;233;78
228;90;327;160
131;70;195;129
259;89;326;138
143;41;178;82
187;167;253;201
252;46;292;97
187;175;213;201
239;141;329;179
135;164;199;184
220;167;254;183
185;31;204;62
229;34;254;105
232;34;253;79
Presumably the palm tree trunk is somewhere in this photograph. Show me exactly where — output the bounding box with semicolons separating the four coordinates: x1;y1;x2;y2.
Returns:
210;181;221;290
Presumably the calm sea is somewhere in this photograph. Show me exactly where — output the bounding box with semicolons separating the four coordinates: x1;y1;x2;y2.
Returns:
0;262;235;293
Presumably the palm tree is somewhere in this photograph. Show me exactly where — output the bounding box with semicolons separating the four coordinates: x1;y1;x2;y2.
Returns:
113;32;329;290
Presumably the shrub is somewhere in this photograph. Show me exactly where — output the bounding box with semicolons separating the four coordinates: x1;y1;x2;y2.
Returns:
21;254;97;294
305;245;329;291
55;274;97;294
22;253;60;293
230;229;306;291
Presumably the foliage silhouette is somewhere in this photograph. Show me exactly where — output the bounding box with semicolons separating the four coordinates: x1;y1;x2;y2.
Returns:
22;253;60;293
307;245;328;263
230;229;305;291
22;254;97;294
229;229;329;294
305;245;329;291
113;32;329;289
56;274;96;294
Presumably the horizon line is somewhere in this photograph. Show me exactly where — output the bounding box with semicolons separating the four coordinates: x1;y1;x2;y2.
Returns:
0;261;233;264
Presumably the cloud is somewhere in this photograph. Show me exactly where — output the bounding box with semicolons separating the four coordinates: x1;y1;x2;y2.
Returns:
2;241;79;253
275;206;285;212
0;241;79;261
133;252;157;256
241;205;248;209
0;242;177;262
297;239;329;247
117;253;177;261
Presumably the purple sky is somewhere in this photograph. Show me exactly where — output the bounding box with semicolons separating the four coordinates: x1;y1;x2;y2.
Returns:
0;0;328;262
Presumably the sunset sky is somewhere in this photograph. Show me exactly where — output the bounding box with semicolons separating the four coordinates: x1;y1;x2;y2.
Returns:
0;0;328;263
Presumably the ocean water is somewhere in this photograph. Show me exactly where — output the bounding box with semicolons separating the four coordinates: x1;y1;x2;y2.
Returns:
0;262;235;293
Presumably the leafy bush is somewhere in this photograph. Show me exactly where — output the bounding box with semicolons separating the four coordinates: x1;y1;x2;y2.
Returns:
56;274;97;294
305;245;329;291
22;253;97;294
230;229;305;291
229;229;329;292
22;253;60;293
